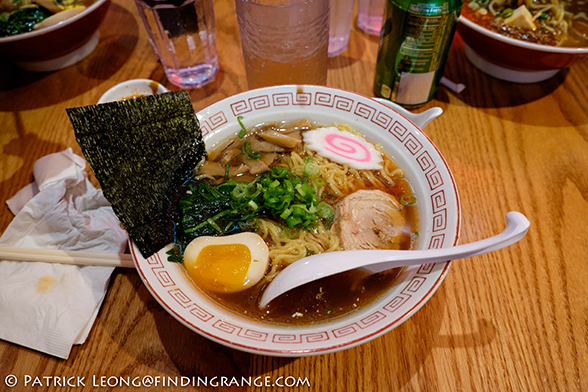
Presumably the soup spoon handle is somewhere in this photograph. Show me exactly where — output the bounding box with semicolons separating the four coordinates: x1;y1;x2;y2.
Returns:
259;211;530;308
372;98;443;129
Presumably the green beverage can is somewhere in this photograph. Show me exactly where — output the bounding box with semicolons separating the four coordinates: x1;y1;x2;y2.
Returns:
373;0;463;106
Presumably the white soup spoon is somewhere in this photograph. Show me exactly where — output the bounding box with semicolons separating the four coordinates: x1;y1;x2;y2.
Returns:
259;211;530;308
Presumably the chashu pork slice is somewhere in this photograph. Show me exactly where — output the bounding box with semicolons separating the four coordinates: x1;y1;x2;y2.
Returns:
334;189;408;250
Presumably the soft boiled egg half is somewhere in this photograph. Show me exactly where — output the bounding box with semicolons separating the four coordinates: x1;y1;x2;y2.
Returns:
183;232;270;294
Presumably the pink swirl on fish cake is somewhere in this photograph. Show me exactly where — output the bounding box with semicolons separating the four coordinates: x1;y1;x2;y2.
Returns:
324;134;371;162
303;127;383;170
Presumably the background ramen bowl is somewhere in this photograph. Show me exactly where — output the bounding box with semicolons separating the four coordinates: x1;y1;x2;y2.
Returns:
457;16;588;83
130;85;461;357
0;0;110;72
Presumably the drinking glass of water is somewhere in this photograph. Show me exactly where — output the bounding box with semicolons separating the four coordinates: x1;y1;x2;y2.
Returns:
329;0;355;57
357;0;385;35
134;0;219;88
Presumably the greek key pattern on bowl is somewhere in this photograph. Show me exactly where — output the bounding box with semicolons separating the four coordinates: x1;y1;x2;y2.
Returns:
189;304;214;322
371;110;394;130
199;111;227;137
273;332;330;344
146;251;164;266
273;92;312;106
417;263;436;274
314;93;354;111
429;234;446;249
383;294;411;313
213;319;241;334
168;288;192;308
147;253;176;287
382;276;428;314
154;268;174;287
238;328;269;342
333;311;388;338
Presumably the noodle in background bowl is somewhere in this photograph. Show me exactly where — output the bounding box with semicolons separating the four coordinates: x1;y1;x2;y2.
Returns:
130;85;461;357
457;16;588;83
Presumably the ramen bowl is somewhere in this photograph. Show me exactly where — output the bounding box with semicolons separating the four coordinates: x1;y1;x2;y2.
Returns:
0;0;110;72
130;85;461;356
457;16;588;83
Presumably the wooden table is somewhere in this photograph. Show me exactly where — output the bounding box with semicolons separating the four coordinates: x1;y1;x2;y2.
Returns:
1;0;587;390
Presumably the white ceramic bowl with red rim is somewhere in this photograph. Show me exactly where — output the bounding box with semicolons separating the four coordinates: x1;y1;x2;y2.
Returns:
130;85;461;357
0;0;110;72
457;16;588;83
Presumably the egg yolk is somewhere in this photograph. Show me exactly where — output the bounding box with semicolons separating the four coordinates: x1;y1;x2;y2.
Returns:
187;243;252;293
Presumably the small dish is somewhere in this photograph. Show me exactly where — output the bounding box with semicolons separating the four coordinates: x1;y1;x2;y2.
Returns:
98;79;169;104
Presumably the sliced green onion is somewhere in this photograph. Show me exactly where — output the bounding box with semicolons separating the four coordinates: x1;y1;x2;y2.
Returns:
280;208;293;219
248;183;262;198
270;166;289;178
224;152;243;180
286;216;302;228
291;204;306;214
299;184;314;197
237;116;247;138
284;179;294;194
313;177;326;187
185;210;231;233
206;218;223;233
317;202;335;219
295;183;305;197
304;159;320;178
282;228;300;239
231;182;249;199
400;194;417;206
500;8;513;18
241;140;262;160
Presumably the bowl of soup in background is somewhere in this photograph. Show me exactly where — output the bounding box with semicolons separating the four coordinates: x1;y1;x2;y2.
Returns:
457;9;588;83
130;85;461;356
0;0;110;72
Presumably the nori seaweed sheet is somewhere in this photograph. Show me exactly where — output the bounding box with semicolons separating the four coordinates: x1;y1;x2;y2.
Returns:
66;90;207;258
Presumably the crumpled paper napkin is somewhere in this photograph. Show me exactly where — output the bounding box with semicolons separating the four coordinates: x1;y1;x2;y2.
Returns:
0;148;128;359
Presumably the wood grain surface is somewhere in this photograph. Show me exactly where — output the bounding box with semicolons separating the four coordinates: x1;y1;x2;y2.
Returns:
1;0;587;391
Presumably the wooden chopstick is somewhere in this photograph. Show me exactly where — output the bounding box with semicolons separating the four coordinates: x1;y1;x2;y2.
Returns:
0;246;135;268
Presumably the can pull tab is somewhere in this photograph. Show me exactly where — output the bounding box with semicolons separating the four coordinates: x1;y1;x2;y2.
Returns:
373;97;443;129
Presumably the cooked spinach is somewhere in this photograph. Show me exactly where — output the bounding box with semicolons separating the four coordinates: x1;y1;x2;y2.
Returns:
0;7;51;37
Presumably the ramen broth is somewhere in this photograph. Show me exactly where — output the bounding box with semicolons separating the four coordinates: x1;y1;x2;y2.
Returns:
208;268;404;325
177;119;420;325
